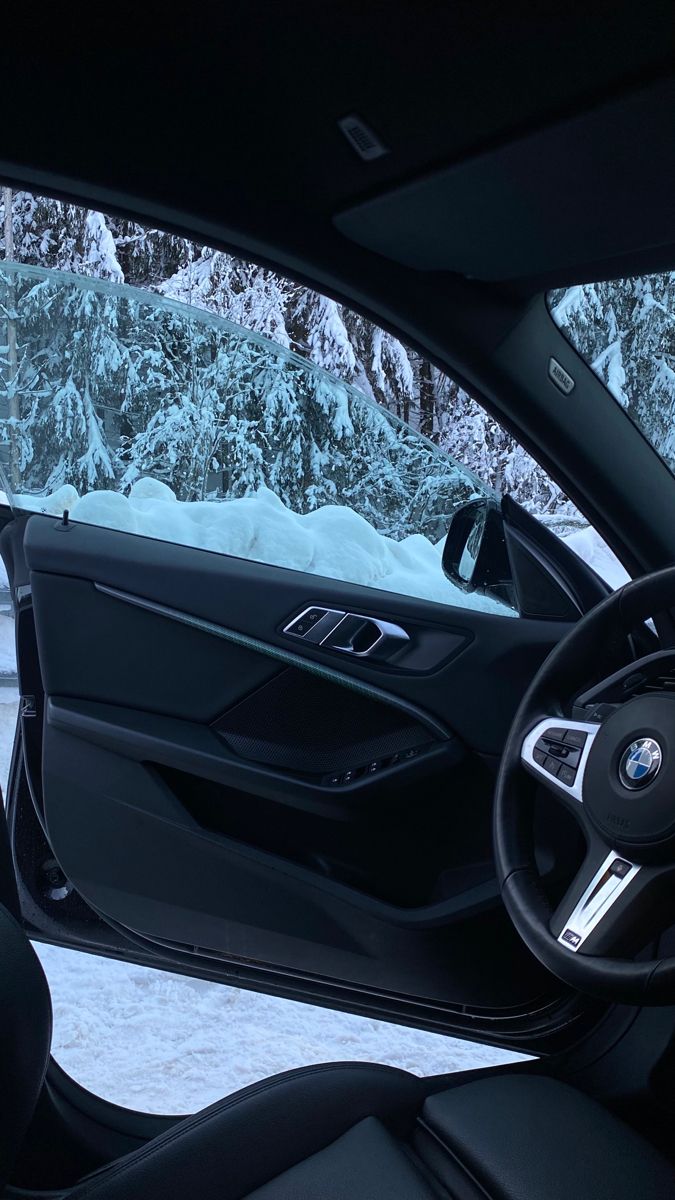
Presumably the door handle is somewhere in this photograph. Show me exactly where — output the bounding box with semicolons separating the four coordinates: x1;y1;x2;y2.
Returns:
322;613;409;658
283;606;409;660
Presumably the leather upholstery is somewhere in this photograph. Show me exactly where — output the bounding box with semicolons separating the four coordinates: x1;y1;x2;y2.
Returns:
245;1118;439;1200
67;1061;675;1200
68;1063;426;1199
1;896;674;1199
0;905;52;1192
419;1074;675;1200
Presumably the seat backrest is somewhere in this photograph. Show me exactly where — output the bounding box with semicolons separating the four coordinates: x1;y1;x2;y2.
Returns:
0;903;52;1190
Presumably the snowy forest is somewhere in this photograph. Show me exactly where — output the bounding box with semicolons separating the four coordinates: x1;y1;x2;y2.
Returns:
0;189;673;548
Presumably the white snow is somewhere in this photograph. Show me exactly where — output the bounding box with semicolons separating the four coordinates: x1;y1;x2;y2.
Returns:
14;479;515;614
33;942;529;1115
0;685;18;797
13;478;629;606
0;615;16;673
563;526;630;590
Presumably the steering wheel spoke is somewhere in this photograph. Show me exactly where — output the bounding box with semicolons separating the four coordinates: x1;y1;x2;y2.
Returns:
521;717;600;808
550;845;643;954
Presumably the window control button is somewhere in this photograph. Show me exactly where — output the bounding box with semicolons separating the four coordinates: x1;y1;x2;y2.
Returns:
558;764;577;787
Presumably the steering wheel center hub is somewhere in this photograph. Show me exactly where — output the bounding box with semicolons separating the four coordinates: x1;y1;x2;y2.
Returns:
618;737;663;789
584;696;675;858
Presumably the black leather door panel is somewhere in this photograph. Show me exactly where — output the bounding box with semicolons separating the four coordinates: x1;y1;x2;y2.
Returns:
8;513;578;1037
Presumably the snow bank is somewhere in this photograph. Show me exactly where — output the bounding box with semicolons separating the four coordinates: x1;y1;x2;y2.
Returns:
562;525;630;590
14;479;514;614
12;479;629;611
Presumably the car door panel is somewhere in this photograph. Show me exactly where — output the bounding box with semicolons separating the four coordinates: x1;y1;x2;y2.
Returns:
24;516;565;754
6;513;582;1039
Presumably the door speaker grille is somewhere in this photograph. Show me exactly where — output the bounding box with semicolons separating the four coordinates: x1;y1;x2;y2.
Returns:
214;668;430;774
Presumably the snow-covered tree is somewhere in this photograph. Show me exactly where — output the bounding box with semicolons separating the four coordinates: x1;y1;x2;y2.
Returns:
551;274;675;473
7;187;670;543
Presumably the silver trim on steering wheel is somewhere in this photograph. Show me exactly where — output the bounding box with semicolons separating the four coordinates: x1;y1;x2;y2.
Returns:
521;718;600;803
555;852;641;952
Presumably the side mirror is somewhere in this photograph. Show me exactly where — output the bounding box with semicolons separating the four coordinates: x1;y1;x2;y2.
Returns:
442;498;515;608
442;495;610;619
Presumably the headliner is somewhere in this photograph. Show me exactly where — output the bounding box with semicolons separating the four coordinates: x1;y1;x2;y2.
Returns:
1;2;673;294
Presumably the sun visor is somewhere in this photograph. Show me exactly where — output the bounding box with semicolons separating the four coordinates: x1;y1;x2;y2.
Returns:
334;80;675;282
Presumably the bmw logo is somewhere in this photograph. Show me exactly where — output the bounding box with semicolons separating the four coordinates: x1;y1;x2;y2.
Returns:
619;738;663;790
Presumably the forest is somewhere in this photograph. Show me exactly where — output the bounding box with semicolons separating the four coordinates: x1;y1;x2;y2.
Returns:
1;189;673;544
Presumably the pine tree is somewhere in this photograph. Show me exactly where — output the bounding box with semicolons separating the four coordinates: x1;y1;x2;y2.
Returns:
8;186;667;538
551;274;675;471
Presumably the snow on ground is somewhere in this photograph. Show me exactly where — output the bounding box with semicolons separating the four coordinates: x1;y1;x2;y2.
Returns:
33;943;529;1115
0;614;16;674
563;525;630;590
13;479;630;614
0;518;625;1116
15;479;514;614
0;685;18;795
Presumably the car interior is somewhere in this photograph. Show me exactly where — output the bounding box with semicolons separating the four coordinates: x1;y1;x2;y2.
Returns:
2;4;675;1197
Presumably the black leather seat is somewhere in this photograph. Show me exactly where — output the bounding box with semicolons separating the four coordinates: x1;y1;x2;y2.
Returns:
4;902;675;1200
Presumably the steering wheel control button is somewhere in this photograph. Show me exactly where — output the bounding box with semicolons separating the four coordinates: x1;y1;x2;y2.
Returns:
522;718;600;803
564;729;588;749
619;738;662;790
610;858;632;878
545;727;568;742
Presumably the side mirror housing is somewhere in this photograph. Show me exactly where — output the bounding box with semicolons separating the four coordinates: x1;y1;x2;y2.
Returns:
442;498;515;609
442;495;610;619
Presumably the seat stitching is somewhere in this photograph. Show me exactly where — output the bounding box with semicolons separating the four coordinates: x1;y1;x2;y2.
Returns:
73;1062;410;1197
416;1117;495;1200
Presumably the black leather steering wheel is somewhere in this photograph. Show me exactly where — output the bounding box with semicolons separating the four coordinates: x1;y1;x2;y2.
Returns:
495;565;675;1006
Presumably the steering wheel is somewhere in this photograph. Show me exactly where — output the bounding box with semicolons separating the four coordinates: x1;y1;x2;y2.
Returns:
495;565;675;1006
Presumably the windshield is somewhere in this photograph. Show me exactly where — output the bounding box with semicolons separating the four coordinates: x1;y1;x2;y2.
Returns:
549;272;675;473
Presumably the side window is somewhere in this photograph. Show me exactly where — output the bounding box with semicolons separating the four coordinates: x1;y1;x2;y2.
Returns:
0;191;622;611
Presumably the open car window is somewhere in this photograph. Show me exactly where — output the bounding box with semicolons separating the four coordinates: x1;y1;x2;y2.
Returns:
0;190;627;614
0;260;514;614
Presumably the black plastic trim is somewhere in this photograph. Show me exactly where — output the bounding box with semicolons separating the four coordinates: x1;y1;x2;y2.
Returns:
94;583;451;741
